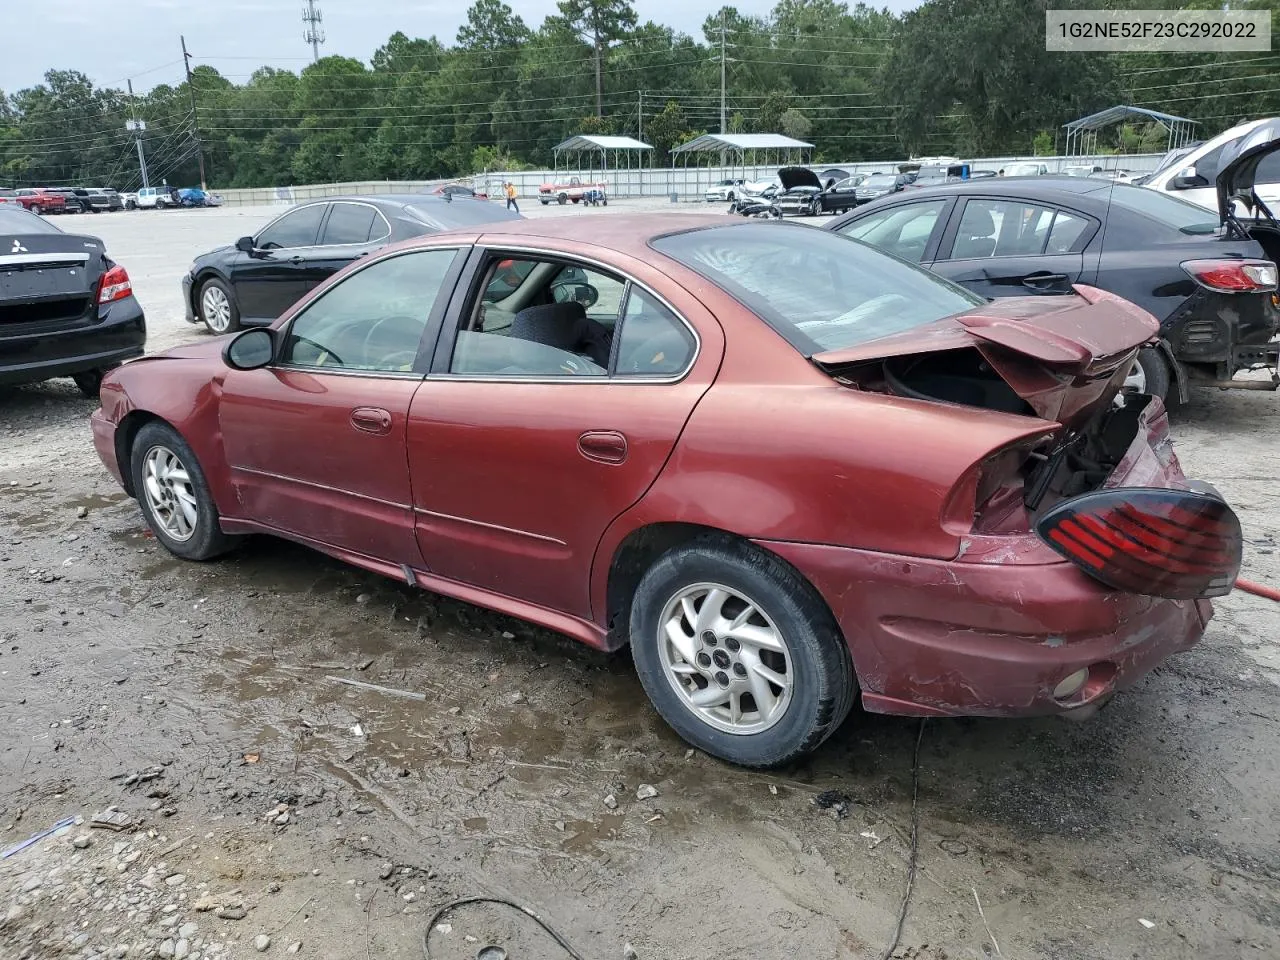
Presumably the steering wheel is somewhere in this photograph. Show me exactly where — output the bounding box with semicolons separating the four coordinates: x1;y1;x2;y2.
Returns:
361;315;423;368
292;335;343;367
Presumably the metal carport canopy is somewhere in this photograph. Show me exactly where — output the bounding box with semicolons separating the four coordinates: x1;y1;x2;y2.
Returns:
671;133;815;154
1062;105;1196;155
551;135;653;152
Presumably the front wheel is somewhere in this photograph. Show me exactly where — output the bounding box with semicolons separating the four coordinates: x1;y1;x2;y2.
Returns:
630;537;855;768
558;193;568;205
72;369;107;398
130;422;236;561
198;277;240;334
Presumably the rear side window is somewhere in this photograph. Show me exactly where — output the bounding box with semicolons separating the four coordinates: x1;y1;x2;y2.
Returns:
321;203;379;245
653;222;981;355
1046;211;1091;253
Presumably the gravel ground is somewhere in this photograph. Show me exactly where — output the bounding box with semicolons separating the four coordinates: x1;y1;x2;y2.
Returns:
1;200;1278;960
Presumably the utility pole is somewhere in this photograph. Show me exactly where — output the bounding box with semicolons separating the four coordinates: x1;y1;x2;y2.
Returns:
302;0;325;62
180;35;207;190
637;90;643;141
720;12;727;134
125;79;149;189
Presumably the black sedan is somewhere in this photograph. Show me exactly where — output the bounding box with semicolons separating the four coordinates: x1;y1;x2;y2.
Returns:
826;176;1280;402
183;195;519;333
0;204;145;395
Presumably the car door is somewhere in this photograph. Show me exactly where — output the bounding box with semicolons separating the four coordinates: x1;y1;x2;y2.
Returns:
218;246;466;564
231;202;329;323
405;247;720;620
822;177;861;213
929;197;1091;297
833;198;954;263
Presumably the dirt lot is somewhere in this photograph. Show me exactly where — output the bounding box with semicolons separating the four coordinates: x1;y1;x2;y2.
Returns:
2;200;1279;960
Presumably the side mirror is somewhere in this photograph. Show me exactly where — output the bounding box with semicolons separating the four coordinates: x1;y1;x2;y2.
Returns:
1170;166;1208;190
235;236;255;253
223;328;275;369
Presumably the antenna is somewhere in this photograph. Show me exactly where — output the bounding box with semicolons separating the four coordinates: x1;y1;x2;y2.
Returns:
302;0;325;62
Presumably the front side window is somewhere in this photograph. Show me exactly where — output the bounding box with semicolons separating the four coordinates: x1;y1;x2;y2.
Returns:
257;204;326;250
653;222;981;354
282;249;457;373
839;200;947;262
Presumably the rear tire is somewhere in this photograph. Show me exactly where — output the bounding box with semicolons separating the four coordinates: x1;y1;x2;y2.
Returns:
72;369;106;399
130;421;236;561
1127;346;1172;403
630;536;855;768
31;204;42;216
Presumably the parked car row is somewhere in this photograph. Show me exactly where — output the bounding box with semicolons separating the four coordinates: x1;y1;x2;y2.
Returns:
0;186;124;214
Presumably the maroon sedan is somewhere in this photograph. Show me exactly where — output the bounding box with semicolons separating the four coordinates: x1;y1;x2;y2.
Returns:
90;215;1241;767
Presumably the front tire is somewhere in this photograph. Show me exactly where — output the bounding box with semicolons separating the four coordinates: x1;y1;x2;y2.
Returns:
130;422;235;561
630;537;855;768
72;369;106;398
198;277;240;334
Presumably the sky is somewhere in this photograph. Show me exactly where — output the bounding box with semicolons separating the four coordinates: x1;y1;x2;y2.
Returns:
0;0;918;95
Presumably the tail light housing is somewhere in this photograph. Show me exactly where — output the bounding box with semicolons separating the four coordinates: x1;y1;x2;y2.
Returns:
97;264;132;304
1181;259;1278;293
1036;488;1241;599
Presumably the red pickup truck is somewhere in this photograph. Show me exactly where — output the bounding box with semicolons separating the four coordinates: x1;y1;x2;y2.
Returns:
537;176;608;205
0;188;68;215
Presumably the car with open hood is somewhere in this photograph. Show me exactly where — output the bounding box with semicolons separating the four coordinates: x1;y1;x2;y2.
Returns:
1143;118;1280;214
826;175;1280;402
91;214;1240;768
773;167;826;216
182;194;520;334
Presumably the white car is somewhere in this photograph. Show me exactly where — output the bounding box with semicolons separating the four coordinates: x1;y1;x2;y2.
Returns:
704;179;746;202
740;177;780;199
1142;117;1280;213
1001;161;1050;177
134;187;171;210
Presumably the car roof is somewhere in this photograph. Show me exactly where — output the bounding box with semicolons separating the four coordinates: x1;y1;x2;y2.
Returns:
452;213;732;259
886;175;1114;202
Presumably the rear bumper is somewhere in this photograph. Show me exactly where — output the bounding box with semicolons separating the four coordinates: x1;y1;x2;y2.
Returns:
1164;289;1280;374
759;539;1211;718
0;297;146;386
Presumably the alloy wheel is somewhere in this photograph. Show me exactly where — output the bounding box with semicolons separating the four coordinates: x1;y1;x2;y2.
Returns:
1123;358;1146;393
201;285;232;333
142;445;198;542
657;582;794;735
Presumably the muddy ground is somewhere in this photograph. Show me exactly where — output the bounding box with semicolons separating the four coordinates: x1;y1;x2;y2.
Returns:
2;201;1279;960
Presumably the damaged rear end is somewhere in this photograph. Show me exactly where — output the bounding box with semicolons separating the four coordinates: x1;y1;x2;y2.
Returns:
811;287;1242;716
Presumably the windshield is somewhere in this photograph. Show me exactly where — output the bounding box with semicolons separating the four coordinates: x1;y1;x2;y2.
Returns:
1107;184;1220;231
652;223;982;355
863;175;897;187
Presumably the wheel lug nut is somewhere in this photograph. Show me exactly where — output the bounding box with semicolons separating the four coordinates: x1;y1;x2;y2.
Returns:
696;652;712;668
724;637;740;652
712;650;731;669
732;663;747;678
701;631;717;646
714;671;729;687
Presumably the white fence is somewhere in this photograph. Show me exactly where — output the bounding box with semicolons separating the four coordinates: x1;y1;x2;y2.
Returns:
216;153;1166;207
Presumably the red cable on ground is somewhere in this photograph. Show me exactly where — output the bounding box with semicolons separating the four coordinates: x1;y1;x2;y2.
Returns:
1235;578;1280;602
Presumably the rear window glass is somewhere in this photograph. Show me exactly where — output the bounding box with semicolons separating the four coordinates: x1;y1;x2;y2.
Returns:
1107;185;1220;231
652;222;982;355
0;206;61;233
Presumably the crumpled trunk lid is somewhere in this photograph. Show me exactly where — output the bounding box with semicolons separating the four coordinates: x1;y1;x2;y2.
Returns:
812;285;1159;428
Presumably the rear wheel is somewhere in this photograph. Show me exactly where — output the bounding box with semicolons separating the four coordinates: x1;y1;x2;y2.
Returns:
31;204;42;216
72;369;106;398
1125;346;1172;403
630;537;855;768
198;277;240;335
130;421;236;561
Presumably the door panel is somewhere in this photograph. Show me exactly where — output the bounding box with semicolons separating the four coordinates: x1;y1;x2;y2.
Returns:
405;379;708;617
232;246;333;322
219;369;422;563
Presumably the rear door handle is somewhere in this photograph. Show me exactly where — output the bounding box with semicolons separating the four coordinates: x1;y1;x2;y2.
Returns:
288;255;305;264
578;430;628;464
1021;273;1069;289
350;407;393;436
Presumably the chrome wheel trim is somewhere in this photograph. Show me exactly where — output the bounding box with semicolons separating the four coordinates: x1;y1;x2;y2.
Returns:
142;445;198;542
657;582;794;736
201;285;231;333
1124;357;1146;393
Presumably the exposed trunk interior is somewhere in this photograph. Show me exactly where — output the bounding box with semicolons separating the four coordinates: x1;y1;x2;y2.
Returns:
1246;223;1280;266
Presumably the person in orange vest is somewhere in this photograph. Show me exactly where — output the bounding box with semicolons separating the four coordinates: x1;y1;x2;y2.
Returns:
504;181;518;213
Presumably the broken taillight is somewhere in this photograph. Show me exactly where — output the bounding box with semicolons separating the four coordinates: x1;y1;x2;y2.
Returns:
97;264;132;304
1036;488;1241;599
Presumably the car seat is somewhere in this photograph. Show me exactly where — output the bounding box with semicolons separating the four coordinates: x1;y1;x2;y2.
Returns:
511;302;612;367
953;208;998;259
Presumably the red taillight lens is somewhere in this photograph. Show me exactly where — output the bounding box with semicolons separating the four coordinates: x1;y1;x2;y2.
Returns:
1036;488;1241;599
98;264;132;304
1181;259;1278;293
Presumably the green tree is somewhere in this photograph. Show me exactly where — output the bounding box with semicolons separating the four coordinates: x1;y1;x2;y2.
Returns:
557;0;637;117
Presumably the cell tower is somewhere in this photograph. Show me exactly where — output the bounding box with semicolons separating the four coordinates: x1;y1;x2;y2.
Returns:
302;0;325;62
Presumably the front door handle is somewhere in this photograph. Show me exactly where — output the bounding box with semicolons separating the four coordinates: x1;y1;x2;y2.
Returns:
578;430;628;464
288;255;305;265
350;407;393;436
